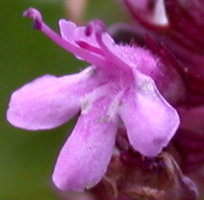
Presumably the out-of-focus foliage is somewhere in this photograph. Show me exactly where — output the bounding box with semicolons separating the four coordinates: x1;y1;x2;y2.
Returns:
0;0;125;199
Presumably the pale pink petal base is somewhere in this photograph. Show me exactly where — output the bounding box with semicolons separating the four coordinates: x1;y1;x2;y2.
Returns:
52;97;118;191
119;72;180;157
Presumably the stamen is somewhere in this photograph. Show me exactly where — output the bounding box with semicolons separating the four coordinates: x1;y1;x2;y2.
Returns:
23;8;105;68
23;8;42;30
87;20;114;56
88;20;133;75
76;40;104;55
85;24;93;36
87;19;106;34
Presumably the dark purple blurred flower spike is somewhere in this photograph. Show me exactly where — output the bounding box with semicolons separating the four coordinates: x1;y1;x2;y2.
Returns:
165;0;204;50
124;0;169;32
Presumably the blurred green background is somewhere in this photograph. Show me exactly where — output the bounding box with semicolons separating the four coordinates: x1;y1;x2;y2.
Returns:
0;0;125;199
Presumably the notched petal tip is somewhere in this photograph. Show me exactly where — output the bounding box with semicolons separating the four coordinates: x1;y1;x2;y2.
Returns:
23;7;43;30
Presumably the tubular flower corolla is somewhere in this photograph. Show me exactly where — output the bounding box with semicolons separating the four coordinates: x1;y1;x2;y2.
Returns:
7;8;180;192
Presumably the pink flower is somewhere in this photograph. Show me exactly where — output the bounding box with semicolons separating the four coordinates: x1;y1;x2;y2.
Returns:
7;8;179;192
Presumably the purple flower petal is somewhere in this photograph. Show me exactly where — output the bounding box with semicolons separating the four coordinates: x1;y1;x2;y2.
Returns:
119;71;179;157
7;8;183;193
52;97;118;191
7;67;98;130
59;20;99;49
